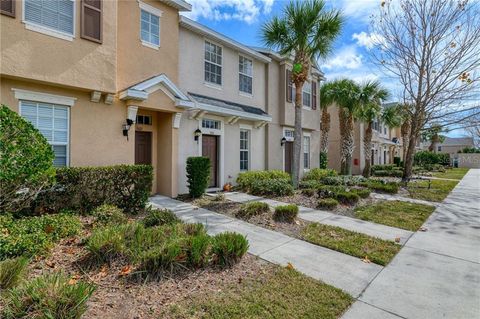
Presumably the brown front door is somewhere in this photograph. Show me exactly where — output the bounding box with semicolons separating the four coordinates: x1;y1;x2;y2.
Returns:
202;135;218;188
284;141;294;175
135;131;152;165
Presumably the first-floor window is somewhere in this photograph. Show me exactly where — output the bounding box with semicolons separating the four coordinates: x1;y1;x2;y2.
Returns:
20;100;69;167
240;129;250;171
303;136;310;169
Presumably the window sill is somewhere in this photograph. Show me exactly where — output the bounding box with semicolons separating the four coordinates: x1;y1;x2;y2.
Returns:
239;91;253;98
302;106;312;111
141;40;160;50
204;82;222;90
24;21;74;41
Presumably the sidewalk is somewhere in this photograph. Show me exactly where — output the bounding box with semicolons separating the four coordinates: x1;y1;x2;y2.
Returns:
223;192;413;244
149;195;382;297
343;169;480;318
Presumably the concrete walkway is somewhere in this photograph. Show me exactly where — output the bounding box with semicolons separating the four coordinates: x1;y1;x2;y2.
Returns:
342;169;480;319
149;195;382;297
223;192;413;244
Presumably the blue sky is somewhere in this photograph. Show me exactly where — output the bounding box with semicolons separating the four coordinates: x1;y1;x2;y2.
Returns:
180;0;469;137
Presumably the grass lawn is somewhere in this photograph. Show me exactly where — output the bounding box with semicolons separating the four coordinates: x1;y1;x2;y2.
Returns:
407;179;459;202
432;168;469;180
169;267;353;319
301;223;400;266
354;200;435;231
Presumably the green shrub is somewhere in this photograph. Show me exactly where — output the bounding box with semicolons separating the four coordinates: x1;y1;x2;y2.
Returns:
301;188;316;197
298;180;322;189
236;202;270;220
414;151;449;166
302;168;337;181
459;147;480;153
352;188;371;199
92;204;127;227
33;165;153;214
236;170;290;191
273;204;299;223
363;181;399;194
317;185;346;198
320;175;367;186
334;192;360;205
250;179;294;197
85;223;131;262
143;207;181;227
423;163;446;172
2;273;95;319
371;164;397;172
186;157;211;198
372;169;403;177
211;232;249;267
0;105;55;214
0;213;81;260
0;257;29;290
319;151;328;169
317;198;339;210
393;157;401;166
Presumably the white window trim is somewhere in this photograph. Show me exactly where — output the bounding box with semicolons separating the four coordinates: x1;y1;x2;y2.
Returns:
204;39;223;88
239;55;253;96
12;89;77;107
22;0;75;41
303;135;311;170
240;128;250;171
138;1;162;50
18;101;71;167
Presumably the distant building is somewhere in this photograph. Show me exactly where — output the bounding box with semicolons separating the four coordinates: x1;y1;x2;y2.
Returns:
431;137;474;155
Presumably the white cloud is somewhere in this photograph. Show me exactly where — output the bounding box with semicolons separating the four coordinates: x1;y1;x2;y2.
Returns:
182;0;275;24
329;0;382;23
321;45;363;70
352;32;385;49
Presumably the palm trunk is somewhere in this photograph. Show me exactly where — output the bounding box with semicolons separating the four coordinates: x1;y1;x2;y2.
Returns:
339;108;354;175
320;107;330;153
292;83;303;188
363;122;373;177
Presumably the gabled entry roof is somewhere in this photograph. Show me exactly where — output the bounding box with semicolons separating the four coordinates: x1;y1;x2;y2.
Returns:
185;92;272;122
119;74;194;108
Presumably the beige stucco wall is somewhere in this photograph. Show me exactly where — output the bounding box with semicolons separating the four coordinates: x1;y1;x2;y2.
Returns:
0;1;117;93
178;27;267;109
454;154;480;168
438;145;471;155
1;77;133;167
117;0;180;91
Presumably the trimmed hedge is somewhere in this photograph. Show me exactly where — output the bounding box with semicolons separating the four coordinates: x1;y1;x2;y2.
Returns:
34;165;153;214
414;151;449;166
273;204;298;223
249;179;294;197
186;157;211;198
373;170;403;177
302;168;337;181
237;170;290;191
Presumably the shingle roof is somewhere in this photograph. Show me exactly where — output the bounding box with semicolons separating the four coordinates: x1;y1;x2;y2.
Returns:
440;137;474;146
188;92;269;116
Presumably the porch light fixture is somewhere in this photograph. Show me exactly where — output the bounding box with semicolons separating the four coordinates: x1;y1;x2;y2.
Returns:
123;106;138;140
194;128;202;142
281;137;287;147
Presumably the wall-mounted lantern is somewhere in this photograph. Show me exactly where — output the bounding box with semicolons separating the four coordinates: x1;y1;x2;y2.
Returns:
194;128;202;142
280;137;287;147
123;106;138;140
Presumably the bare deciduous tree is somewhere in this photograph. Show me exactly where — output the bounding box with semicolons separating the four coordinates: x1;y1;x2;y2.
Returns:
371;0;480;180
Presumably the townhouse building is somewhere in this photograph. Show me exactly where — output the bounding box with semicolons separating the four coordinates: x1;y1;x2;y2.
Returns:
1;0;324;197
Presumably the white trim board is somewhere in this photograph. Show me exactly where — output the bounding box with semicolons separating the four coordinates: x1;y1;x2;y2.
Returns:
12;89;77;107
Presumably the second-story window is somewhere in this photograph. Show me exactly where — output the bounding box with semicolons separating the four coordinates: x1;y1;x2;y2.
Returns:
239;56;253;94
302;82;311;108
24;0;75;37
141;9;160;47
205;41;222;86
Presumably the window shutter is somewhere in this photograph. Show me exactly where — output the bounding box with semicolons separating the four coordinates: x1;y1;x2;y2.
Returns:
81;0;102;43
286;69;292;102
1;0;15;17
312;81;317;110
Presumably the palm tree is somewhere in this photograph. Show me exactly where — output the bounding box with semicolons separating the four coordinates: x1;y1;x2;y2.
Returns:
398;103;412;163
319;82;334;163
262;0;343;187
321;79;360;175
356;81;390;177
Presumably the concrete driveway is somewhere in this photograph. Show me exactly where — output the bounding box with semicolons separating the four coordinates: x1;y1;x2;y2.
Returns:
343;169;480;319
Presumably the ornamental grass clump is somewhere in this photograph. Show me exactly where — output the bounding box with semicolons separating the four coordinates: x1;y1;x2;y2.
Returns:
211;232;249;268
273;204;299;223
317;198;339;210
142;207;181;227
236;201;270;220
301;188;316;197
0;257;29;290
92;204;128;227
352;188;371;199
334;192;360;205
1;273;95;319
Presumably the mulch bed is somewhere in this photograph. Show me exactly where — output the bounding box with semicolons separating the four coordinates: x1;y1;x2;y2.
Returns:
24;216;273;319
